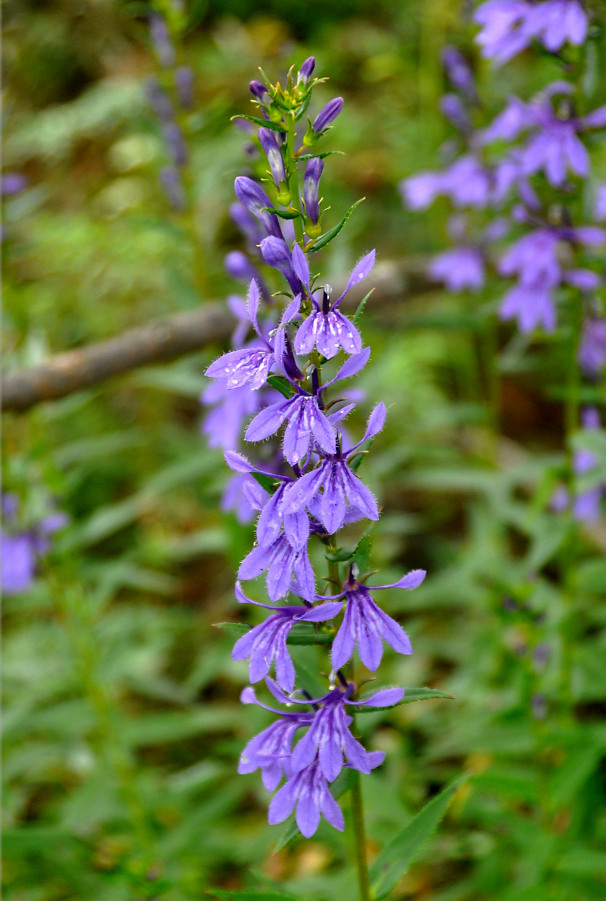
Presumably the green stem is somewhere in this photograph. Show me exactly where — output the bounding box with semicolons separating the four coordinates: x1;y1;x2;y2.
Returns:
351;773;372;901
285;112;305;246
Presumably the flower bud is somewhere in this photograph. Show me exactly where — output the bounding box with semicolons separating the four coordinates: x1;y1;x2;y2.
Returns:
224;251;258;282
260;236;301;293
312;97;343;134
249;80;268;102
175;66;194;109
149;13;175;68
439;94;472;135
234;176;283;239
297;56;316;85
303;157;324;224
144;77;174;123
258;127;287;188
162;122;188;167
440;46;477;103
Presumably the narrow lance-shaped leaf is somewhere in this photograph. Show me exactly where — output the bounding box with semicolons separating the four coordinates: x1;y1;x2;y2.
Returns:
370;774;469;900
307;197;365;252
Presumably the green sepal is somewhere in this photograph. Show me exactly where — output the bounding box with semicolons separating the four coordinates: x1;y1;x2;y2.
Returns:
266;375;294;398
353;686;455;713
260;206;301;220
231;114;285;132
294;91;312;121
307;198;365;252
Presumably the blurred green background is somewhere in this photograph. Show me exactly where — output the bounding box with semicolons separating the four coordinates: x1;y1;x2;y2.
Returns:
3;1;606;899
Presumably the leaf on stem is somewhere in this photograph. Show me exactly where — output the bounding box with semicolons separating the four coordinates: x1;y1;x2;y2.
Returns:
307;198;365;252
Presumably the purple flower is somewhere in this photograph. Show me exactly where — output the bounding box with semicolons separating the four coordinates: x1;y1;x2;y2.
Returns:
206;281;276;390
579;317;606;378
283;403;386;534
1;173;29;197
303;157;324;226
473;1;533;66
266;678;403;782
573;408;603;522
245;391;336;466
524;0;588;52
234;177;283;240
595;184;606;222
268;757;345;837
238;532;316;602
292;247;374;358
325;569;426;671
159;166;186;210
175;66;195;109
144;77;174;122
258;128;287;189
429;246;485;292
499;281;557;332
1;534;37;594
401;156;492;211
149;13;175;68
312;98;344;134
239;686;313;790
202;380;260;450
229;202;265;250
297;57;316;85
221;472;265;524
231;583;342;690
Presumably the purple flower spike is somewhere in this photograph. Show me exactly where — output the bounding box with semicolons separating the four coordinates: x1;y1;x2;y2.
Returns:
231;583;342;691
328;570;426;671
260;236;302;295
268;757;345;836
246;392;336;465
175;66;195;109
297;57;316;85
249;80;268;101
303;158;324;225
573;408;604;523
238;533;316;602
234;176;283;240
313;98;344;134
1;534;37;594
1;173;29;197
258;128;287;189
440;94;472;135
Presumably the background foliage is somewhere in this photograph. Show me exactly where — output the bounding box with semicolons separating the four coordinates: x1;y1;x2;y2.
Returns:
3;1;606;899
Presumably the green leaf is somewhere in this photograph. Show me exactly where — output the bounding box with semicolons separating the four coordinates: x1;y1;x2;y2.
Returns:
252;472;277;493
231;114;285;132
295;151;345;161
266;375;294;398
370;774;469;900
260;206;301;220
294;91;312;121
325;547;355;563
352;530;373;573
307;197;365;252
354;686;454;712
577;559;606;594
352;288;374;326
213;622;251;637
206;892;300;901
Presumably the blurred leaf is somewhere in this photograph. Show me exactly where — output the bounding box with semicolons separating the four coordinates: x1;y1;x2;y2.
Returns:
231;114;285;132
207;892;300;900
354;686;454;712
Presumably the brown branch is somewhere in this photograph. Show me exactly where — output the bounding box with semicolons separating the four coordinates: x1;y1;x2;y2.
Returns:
2;258;434;414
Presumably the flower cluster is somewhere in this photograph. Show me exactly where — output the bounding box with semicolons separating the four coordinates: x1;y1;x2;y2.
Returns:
1;493;68;594
144;5;194;210
205;60;426;836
